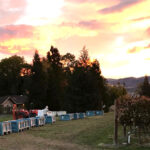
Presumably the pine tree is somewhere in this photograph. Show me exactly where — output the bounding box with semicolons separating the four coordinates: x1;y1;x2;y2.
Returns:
140;75;150;97
66;48;106;112
46;46;64;110
29;51;47;108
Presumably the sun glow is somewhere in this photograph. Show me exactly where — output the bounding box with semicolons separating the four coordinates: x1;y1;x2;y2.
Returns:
115;36;124;46
16;0;65;25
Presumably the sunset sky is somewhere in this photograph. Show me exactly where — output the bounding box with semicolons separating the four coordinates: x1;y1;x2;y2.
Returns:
0;0;150;78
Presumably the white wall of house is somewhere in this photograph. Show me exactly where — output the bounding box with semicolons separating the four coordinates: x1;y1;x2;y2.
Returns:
2;99;14;107
0;98;14;113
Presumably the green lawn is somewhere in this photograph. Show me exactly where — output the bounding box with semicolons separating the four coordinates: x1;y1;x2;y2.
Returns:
0;114;13;122
0;113;150;150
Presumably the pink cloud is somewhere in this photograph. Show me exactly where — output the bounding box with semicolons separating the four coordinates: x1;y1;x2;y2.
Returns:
146;27;150;36
0;24;35;58
0;25;34;40
128;43;150;54
131;16;150;22
60;20;114;30
78;20;102;30
144;43;150;49
0;0;27;25
99;0;143;14
65;0;103;3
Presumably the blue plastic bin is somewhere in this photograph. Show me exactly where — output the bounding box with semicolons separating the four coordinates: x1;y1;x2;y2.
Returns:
45;116;53;124
59;114;70;121
59;114;74;121
29;117;36;127
86;111;95;117
79;113;85;119
0;121;12;136
95;110;104;116
74;113;80;120
35;116;45;127
10;119;25;133
23;118;30;129
69;113;74;120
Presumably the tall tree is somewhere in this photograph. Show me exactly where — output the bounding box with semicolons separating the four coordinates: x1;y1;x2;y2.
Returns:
79;46;90;67
29;51;47;108
138;75;150;97
66;48;106;112
46;46;64;110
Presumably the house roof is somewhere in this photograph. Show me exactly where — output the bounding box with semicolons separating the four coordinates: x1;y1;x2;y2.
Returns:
0;96;12;105
0;95;28;105
11;95;28;104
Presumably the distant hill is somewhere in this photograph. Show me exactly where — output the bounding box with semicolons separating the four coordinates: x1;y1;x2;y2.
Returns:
107;76;150;94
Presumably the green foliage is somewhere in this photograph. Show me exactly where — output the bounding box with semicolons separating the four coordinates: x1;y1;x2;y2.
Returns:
0;46;126;112
137;75;150;97
65;48;106;112
118;96;150;137
104;84;127;111
61;53;76;74
29;51;47;108
46;46;64;110
0;55;26;95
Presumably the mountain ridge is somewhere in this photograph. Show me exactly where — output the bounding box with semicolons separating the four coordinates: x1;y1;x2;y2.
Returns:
107;76;150;93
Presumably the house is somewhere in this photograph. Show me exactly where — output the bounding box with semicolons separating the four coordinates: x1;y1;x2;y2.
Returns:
0;95;28;114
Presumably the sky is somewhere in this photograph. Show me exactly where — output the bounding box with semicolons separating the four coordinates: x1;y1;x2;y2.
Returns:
0;0;150;79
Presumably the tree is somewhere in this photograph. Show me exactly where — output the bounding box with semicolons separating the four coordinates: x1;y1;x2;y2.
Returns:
79;46;90;67
138;75;150;97
118;95;150;143
29;51;47;108
66;48;106;112
19;63;32;95
61;53;76;73
104;84;127;112
0;55;25;95
46;46;64;110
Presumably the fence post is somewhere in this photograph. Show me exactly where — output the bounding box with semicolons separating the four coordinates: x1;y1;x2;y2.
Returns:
114;99;118;145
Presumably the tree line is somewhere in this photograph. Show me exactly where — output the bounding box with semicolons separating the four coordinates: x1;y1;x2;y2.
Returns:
0;46;127;112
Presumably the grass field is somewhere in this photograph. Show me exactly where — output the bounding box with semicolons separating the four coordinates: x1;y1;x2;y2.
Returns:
0;113;150;150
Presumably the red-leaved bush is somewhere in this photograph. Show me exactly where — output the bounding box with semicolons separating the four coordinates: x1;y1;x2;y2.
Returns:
118;95;150;131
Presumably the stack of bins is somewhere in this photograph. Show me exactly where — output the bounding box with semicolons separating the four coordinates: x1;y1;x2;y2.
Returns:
86;111;95;117
6;121;12;134
59;114;70;121
52;116;56;122
29;117;36;127
19;119;25;131
35;116;45;127
0;121;12;136
10;119;25;133
95;110;104;116
23;118;30;129
74;113;80;120
79;113;85;119
45;116;56;124
68;113;74;120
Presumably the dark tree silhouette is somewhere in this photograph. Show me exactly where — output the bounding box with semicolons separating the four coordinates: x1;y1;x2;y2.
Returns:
46;46;64;110
0;55;25;95
66;49;106;112
0;46;122;112
29;51;47;108
138;75;150;97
